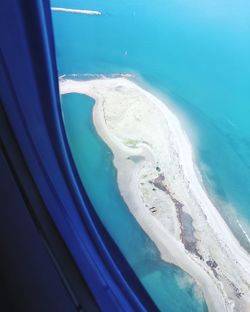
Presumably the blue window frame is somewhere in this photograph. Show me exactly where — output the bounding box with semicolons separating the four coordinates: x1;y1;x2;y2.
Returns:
0;1;158;311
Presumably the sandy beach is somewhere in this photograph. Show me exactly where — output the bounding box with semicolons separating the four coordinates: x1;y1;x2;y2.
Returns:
60;77;250;312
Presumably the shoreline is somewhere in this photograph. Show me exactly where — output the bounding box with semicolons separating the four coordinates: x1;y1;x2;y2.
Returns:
60;77;250;311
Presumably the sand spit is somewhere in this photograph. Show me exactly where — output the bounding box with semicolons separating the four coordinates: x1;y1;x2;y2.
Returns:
51;7;101;16
59;73;133;80
60;77;250;311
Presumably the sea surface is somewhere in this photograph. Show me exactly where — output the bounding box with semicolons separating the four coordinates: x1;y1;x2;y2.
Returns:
52;1;250;310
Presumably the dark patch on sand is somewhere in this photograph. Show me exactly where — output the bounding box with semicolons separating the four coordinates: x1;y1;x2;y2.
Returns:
128;155;145;163
152;174;202;258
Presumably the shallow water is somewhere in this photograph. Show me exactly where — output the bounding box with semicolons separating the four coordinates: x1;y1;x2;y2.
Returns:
52;0;250;309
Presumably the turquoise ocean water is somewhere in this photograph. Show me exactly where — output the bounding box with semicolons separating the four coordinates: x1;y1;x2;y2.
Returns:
52;1;250;310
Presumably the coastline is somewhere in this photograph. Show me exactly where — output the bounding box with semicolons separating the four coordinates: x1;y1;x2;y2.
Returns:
60;77;250;311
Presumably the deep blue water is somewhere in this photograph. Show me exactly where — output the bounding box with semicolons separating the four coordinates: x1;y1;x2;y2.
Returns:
52;0;250;310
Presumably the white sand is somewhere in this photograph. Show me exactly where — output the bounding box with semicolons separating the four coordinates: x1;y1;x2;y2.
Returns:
60;77;250;312
51;7;101;16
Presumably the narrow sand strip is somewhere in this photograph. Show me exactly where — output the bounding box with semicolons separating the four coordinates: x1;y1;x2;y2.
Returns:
60;73;133;79
51;7;101;16
60;77;250;312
